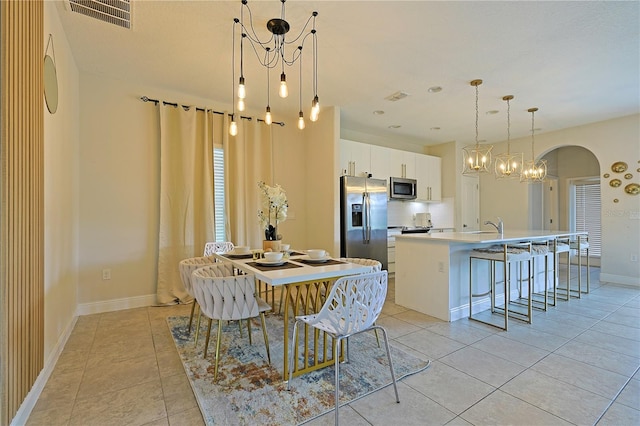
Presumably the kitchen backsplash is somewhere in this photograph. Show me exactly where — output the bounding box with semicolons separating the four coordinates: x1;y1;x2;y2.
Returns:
387;197;454;228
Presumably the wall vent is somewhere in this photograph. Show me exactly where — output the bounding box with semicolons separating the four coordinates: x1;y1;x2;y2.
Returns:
385;91;410;102
67;0;131;29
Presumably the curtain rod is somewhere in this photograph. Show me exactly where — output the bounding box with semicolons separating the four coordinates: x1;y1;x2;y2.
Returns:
140;96;285;127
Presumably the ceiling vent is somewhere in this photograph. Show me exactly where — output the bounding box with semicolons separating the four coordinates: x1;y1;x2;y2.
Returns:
67;0;131;29
385;91;410;102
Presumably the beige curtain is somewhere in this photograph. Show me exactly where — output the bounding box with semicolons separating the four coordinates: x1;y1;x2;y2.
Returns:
156;104;215;305
225;118;276;249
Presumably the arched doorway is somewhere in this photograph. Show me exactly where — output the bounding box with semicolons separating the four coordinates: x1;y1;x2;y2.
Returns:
536;146;601;266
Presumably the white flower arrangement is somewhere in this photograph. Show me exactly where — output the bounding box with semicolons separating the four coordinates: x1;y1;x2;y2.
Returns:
257;181;288;241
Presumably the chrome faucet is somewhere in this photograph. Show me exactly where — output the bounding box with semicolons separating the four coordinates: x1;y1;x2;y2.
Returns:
484;217;504;234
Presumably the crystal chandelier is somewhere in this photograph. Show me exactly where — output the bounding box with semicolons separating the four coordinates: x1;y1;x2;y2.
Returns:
521;107;547;182
462;79;493;175
229;0;319;136
494;95;523;179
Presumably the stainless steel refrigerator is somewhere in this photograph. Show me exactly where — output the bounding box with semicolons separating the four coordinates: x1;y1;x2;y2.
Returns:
340;176;388;270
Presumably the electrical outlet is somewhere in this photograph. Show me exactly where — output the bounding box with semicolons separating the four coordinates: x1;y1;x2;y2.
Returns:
631;254;638;262
438;261;444;272
102;269;111;280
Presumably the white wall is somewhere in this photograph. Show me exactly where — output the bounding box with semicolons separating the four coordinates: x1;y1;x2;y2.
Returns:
481;114;640;285
43;1;80;360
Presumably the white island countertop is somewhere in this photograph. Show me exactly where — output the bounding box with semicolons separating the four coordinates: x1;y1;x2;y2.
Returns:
396;230;577;244
395;230;583;321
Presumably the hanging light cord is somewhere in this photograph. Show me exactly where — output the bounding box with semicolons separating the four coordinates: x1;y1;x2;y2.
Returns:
506;98;511;154
530;108;536;159
474;83;479;146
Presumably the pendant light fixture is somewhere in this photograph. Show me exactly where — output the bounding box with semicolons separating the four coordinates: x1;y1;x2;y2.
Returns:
230;0;318;135
521;107;547;182
462;79;493;175
494;95;523;179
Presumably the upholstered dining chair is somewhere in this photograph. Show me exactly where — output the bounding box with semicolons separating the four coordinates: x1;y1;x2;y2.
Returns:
287;270;398;425
203;241;235;256
191;262;271;381
178;255;218;344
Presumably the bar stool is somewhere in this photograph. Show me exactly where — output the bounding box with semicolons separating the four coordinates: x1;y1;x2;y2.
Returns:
469;242;533;331
518;242;551;311
569;233;590;297
548;236;572;303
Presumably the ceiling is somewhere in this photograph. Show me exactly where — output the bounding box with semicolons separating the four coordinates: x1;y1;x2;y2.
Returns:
55;0;640;147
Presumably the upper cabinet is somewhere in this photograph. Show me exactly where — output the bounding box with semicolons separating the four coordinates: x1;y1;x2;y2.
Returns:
340;139;371;177
340;140;441;202
387;149;416;179
369;145;391;179
416;154;441;202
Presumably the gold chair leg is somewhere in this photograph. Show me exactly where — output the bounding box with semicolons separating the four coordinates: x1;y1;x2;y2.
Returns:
260;313;271;363
247;318;253;345
188;301;197;333
194;308;202;346
203;318;213;358
214;320;223;381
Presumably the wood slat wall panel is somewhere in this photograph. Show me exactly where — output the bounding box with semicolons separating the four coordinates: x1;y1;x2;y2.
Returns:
0;0;45;424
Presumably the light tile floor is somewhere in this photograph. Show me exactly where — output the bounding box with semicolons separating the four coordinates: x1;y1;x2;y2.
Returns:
27;266;639;425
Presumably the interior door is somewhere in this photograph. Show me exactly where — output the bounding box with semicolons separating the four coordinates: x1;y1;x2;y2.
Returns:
461;176;479;231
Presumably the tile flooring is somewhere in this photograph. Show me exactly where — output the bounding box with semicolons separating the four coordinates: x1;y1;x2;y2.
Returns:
27;267;639;425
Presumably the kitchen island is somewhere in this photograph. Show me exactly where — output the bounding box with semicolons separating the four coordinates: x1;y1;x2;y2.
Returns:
395;230;580;321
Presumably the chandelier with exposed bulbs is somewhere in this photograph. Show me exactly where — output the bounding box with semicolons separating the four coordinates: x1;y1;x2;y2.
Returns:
229;0;319;136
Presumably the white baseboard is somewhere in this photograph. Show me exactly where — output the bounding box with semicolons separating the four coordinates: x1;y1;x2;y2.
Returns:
76;294;157;315
599;273;640;287
10;316;78;426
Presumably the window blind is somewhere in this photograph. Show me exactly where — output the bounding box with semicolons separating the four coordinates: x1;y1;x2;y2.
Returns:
213;147;226;242
575;181;601;257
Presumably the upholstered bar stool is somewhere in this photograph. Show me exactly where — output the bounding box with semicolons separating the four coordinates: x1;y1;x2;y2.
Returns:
469;243;533;330
570;233;590;297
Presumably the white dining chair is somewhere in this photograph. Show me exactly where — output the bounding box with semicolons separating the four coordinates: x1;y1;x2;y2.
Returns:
191;263;271;381
178;255;218;343
286;270;398;425
203;241;235;256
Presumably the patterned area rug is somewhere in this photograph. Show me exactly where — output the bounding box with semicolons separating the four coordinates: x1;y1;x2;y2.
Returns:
167;315;431;425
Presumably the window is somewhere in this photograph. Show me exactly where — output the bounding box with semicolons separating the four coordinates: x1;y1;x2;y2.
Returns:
570;178;601;258
213;146;226;242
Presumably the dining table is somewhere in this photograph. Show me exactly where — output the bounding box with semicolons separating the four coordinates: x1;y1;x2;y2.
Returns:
213;250;371;380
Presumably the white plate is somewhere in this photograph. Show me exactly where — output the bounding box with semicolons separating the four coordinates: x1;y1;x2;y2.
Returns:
255;259;287;266
227;250;251;256
300;255;331;263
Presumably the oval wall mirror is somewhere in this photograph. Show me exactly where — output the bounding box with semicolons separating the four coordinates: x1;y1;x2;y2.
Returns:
44;54;58;114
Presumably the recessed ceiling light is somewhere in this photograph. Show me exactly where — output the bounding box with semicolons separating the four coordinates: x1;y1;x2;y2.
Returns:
486;110;499;115
430;127;441;130
388;125;401;129
373;110;385;115
428;86;442;93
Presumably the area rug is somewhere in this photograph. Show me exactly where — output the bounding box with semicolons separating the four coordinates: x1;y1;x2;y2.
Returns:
167;315;431;425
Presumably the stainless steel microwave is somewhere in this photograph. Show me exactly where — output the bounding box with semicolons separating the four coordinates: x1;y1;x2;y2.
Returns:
389;177;417;200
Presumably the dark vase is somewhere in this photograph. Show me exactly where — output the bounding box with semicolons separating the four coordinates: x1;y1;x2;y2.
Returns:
265;225;277;241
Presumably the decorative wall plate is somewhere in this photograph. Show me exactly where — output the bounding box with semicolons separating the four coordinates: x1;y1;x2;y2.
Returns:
613;199;619;203
611;161;628;173
610;179;622;187
603;173;610;178
624;183;639;195
625;173;633;179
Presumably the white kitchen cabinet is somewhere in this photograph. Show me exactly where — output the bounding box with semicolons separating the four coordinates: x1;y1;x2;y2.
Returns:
340;139;371;176
388;150;416;178
415;154;441;201
369;145;392;180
